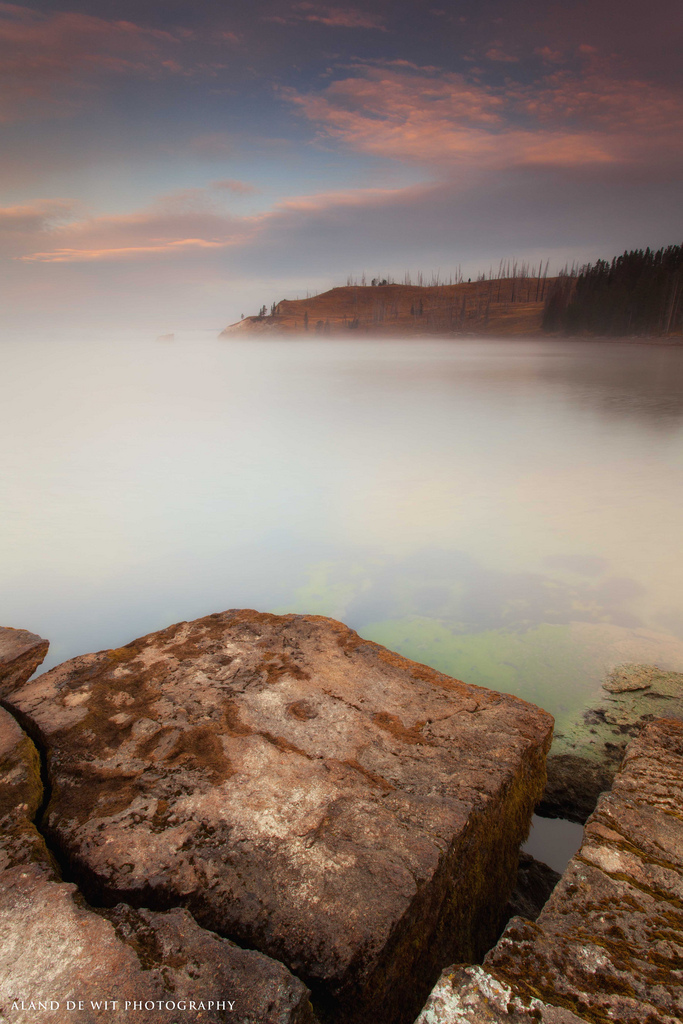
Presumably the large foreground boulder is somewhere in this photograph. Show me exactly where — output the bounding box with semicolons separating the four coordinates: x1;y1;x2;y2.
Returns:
0;707;317;1024
540;662;683;822
0;626;48;695
2;610;553;1024
416;717;683;1023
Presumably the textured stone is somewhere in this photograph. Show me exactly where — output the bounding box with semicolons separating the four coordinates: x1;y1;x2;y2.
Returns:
0;627;48;696
540;662;683;822
0;707;317;1024
414;965;586;1024
416;718;683;1024
1;610;553;1024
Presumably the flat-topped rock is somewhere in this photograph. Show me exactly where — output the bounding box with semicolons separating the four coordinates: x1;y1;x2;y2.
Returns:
416;718;683;1024
541;662;683;822
0;626;48;696
0;707;317;1024
2;610;553;1024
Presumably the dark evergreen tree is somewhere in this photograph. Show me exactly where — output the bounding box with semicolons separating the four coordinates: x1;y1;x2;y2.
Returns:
543;245;683;335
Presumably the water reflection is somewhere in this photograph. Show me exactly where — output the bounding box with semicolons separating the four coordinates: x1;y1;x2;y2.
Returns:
1;333;683;719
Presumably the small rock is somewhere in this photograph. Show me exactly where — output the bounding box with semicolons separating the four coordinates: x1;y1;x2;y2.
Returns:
2;610;553;1024
0;626;49;696
603;662;656;692
540;662;683;822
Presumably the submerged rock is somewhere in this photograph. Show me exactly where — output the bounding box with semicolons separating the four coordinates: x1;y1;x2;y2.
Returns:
2;610;553;1024
0;707;317;1024
0;626;48;696
540;663;683;822
503;852;560;924
416;717;683;1024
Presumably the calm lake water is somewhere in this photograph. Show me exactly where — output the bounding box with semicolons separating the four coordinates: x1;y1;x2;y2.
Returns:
3;332;683;862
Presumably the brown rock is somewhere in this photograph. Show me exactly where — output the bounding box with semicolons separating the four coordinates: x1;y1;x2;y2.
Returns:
1;610;554;1024
416;718;683;1024
0;706;53;875
0;707;317;1024
0;627;48;696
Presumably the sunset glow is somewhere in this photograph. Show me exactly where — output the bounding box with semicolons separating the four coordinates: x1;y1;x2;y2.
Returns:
1;0;681;327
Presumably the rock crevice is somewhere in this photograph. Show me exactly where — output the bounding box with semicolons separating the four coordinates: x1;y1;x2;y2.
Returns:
416;717;683;1024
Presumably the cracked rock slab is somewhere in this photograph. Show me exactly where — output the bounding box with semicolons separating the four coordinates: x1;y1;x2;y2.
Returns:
416;718;683;1024
0;708;317;1024
0;627;48;697
1;610;553;1024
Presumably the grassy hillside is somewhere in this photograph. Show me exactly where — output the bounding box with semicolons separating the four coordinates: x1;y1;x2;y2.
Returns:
221;277;554;337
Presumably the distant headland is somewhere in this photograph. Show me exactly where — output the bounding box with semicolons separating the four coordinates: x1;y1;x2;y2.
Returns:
221;244;683;340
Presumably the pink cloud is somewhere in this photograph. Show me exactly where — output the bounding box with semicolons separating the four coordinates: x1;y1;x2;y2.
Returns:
0;198;75;233
282;61;683;169
485;47;519;63
265;4;386;30
12;183;414;264
0;5;191;121
210;179;257;195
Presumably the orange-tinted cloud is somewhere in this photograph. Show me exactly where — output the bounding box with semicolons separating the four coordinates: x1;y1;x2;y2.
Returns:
210;179;257;195
13;183;411;263
283;60;683;170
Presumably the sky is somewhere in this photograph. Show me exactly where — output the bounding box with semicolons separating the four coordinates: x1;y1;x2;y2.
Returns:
0;0;681;329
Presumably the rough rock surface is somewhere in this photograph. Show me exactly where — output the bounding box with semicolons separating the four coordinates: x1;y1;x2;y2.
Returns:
414;965;586;1023
0;626;48;696
2;610;553;1024
416;718;683;1024
540;662;683;822
0;707;317;1024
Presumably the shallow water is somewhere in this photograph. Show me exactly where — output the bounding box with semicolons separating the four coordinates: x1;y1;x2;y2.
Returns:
3;331;683;856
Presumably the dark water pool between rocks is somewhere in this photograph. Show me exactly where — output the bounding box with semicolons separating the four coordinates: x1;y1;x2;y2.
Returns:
3;331;683;867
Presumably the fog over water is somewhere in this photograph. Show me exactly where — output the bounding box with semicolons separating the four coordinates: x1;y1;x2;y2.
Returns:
3;333;683;738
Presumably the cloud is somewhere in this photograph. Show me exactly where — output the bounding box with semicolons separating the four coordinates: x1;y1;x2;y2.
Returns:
485;47;519;63
265;4;387;31
282;60;683;170
0;198;75;233
12;183;409;264
210;178;257;195
0;4;191;121
16;204;253;263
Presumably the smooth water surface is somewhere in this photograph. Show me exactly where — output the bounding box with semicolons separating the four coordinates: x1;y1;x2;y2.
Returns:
3;332;683;734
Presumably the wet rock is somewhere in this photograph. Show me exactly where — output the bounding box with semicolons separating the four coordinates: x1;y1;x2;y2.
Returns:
417;718;683;1024
503;852;560;923
0;627;48;696
0;707;317;1024
540;662;683;822
2;610;553;1024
